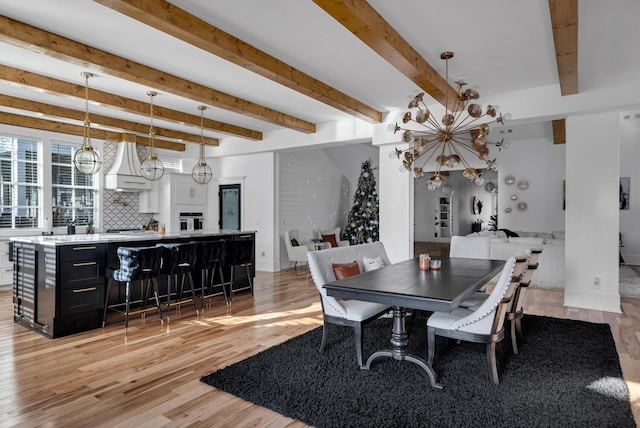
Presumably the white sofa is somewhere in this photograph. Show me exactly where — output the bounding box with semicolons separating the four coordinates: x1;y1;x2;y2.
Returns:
466;230;565;288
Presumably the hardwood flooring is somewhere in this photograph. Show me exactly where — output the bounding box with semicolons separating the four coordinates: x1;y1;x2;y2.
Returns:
2;260;640;426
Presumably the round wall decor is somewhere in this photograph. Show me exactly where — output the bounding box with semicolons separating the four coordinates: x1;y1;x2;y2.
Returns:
504;175;515;185
517;180;529;190
517;202;528;211
485;182;496;193
510;194;518;201
504;207;512;213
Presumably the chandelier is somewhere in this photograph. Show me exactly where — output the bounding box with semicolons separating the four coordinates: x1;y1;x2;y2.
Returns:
192;105;213;185
389;52;511;191
140;91;164;181
73;72;102;175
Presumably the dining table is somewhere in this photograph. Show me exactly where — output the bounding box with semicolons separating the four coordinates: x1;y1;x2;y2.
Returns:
323;256;505;389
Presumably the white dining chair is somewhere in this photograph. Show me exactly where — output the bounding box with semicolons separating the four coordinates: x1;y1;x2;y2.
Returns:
426;256;522;384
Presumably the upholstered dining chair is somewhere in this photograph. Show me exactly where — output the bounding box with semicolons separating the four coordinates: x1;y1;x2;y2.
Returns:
426;256;523;384
307;242;391;367
449;235;491;259
506;248;543;354
284;229;311;272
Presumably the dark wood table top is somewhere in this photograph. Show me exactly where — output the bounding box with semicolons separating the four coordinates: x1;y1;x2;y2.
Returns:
324;257;505;312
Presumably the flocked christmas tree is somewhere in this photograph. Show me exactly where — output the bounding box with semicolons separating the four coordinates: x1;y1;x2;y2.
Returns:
345;159;379;245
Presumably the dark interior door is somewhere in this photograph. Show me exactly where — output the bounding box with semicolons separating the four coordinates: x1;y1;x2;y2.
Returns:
219;184;241;230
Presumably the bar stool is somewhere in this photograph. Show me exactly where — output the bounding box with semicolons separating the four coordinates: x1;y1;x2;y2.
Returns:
192;240;229;309
102;246;164;331
157;242;198;322
224;239;254;304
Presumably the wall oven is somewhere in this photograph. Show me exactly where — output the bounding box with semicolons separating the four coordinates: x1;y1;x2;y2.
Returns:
179;212;204;231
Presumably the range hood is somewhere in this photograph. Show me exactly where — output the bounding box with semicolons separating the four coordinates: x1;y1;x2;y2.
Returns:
105;141;152;191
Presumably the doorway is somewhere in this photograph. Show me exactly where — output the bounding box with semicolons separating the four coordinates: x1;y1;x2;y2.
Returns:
219;184;241;230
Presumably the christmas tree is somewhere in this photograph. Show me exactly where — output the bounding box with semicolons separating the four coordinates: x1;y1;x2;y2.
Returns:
345;159;379;244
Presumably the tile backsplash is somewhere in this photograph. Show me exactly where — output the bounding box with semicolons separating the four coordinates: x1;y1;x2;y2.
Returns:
101;141;156;231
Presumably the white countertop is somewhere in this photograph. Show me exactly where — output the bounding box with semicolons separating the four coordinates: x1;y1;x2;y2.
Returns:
9;229;255;246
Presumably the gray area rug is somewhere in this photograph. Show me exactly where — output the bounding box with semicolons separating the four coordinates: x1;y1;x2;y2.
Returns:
201;315;634;427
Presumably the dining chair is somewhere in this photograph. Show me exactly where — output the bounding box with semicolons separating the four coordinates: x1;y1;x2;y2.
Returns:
449;235;491;259
426;256;523;384
506;247;543;354
307;242;391;367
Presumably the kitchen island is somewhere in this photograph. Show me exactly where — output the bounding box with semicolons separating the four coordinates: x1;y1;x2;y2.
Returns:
11;230;255;338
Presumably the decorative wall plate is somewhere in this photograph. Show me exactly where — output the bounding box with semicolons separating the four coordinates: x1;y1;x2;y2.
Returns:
504;207;512;213
484;182;496;193
504;175;515;185
517;202;528;211
517;180;529;190
510;194;518;201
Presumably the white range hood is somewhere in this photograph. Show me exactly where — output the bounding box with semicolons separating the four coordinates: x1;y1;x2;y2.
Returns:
105;141;152;191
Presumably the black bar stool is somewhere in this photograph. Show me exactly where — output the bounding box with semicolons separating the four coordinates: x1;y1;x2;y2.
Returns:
102;246;164;331
192;240;229;309
224;239;254;304
157;242;198;322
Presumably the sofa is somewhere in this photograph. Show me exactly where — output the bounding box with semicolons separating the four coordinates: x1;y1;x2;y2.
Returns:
466;230;565;288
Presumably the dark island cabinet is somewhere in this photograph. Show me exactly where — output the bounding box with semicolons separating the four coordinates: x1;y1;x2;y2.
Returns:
13;242;106;338
13;232;255;338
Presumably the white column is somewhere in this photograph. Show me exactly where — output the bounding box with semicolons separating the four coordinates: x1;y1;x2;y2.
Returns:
378;144;414;263
564;111;621;313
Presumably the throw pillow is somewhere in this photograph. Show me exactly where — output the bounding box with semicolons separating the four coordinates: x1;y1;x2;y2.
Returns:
363;256;385;272
499;228;519;238
290;238;299;247
322;233;338;248
332;260;360;280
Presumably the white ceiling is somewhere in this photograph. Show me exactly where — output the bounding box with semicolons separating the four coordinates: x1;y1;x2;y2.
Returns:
0;0;639;146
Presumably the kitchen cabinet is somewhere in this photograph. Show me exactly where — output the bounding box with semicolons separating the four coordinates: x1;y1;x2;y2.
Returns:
172;173;206;206
139;179;160;213
13;241;106;338
12;231;255;338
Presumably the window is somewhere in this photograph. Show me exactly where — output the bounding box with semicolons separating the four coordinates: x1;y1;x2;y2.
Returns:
52;143;97;227
0;136;40;229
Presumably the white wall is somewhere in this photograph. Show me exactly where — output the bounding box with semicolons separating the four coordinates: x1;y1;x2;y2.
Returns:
620;123;640;264
564;112;620;313
210;152;276;272
278;148;351;269
496;138;566;233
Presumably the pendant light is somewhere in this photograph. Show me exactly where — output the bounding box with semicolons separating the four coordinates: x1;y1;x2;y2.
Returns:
140;90;164;181
192;105;213;184
73;72;102;175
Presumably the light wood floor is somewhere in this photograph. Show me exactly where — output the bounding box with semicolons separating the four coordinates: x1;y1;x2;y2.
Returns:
2;264;640;427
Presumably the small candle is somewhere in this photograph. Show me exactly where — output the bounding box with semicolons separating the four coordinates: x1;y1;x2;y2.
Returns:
419;254;430;270
429;259;442;270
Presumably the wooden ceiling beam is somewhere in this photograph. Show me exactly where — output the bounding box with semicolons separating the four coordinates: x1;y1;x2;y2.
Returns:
552;119;566;144
0;111;186;151
313;0;459;111
0;15;314;134
549;0;578;96
95;0;383;124
0;93;218;146
0;64;259;141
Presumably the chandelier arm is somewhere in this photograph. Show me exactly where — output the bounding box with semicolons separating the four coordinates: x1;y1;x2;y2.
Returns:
446;141;474;170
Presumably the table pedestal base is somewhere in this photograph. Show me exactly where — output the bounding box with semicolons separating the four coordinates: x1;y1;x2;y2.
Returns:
362;306;443;389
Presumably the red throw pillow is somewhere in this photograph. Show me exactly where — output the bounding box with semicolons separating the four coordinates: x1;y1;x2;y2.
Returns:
332;260;360;280
322;233;338;248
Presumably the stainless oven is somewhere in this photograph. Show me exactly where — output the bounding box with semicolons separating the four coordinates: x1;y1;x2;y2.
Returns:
179;212;204;231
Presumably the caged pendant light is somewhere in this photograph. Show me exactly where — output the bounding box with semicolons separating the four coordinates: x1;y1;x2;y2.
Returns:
140;91;164;181
73;72;102;175
192;105;213;184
